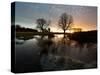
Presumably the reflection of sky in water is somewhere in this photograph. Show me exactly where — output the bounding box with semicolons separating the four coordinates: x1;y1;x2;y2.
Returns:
15;35;97;71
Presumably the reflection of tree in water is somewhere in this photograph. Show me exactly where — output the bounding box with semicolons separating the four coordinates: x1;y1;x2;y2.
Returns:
37;35;97;71
36;35;54;55
16;33;97;70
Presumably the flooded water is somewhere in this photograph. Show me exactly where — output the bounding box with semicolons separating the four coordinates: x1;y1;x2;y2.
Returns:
15;34;97;72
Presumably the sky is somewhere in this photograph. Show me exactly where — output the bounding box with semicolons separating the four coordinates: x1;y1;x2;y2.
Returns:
14;2;97;32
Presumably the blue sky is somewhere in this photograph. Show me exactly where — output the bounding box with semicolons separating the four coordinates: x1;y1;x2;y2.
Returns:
15;2;97;32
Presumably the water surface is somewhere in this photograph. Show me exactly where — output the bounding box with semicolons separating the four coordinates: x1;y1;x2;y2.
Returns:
15;34;97;72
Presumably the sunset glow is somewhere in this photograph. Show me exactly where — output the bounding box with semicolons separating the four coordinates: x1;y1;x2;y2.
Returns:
14;2;97;32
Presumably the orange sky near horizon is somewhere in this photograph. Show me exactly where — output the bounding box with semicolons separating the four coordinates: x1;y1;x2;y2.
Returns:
49;22;97;32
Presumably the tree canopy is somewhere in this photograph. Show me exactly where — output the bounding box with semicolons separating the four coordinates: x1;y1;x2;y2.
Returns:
58;13;73;34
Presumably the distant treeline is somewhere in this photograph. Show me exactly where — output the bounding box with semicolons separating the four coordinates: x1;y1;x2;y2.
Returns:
12;25;38;32
69;30;97;43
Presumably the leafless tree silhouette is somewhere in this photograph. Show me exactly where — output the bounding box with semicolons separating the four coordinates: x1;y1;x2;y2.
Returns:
36;18;50;32
58;13;73;37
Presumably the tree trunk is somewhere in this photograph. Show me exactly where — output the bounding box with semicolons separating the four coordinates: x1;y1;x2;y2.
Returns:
64;30;65;38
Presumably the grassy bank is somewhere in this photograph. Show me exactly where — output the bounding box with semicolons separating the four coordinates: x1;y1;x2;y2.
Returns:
16;32;54;38
16;30;97;43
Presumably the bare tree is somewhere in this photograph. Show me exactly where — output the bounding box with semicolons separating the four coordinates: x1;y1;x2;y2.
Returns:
36;18;50;32
58;13;73;37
